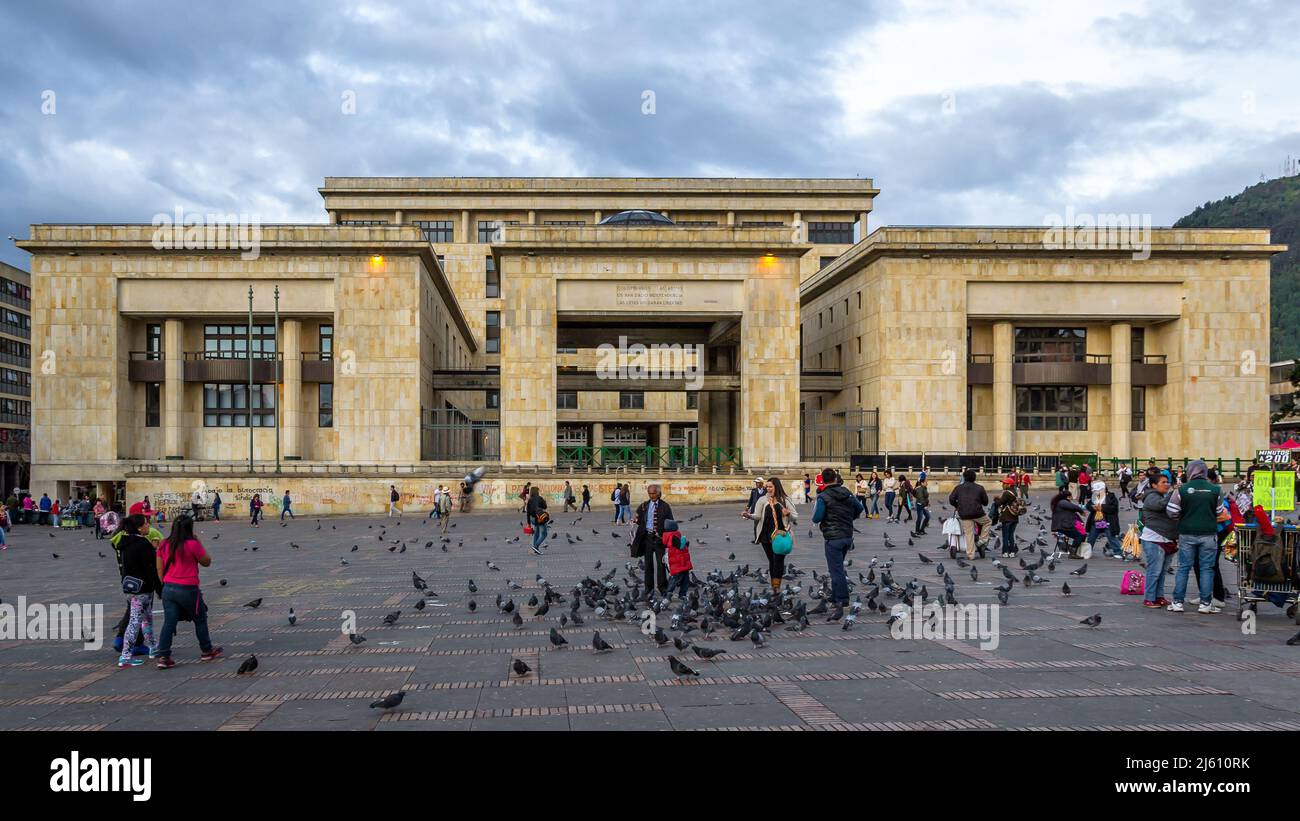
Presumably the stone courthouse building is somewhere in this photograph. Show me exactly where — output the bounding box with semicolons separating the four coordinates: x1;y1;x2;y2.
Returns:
17;176;1280;511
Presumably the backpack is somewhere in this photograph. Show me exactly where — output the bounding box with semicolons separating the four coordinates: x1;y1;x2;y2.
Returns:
611;489;619;502
1248;531;1290;584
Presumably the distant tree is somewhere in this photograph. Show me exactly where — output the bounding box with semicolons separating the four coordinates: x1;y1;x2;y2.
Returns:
1274;362;1300;424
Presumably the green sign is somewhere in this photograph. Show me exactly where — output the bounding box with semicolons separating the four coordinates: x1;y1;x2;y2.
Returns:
1253;470;1296;511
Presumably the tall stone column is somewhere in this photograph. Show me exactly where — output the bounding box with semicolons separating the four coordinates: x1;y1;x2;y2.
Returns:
740;256;801;467
992;321;1014;453
282;319;302;460
461;210;470;244
163;319;184;460
1111;322;1132;461
697;392;711;454
591;421;603;467
658;421;671;467
499;256;555;467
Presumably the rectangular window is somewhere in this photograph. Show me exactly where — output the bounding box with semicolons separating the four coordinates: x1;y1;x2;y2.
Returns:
485;257;500;298
686;391;698;410
556;346;578;354
808;221;854;244
1015;386;1088;431
855;386;861;405
203;383;276;427
412;220;453;242
856;291;861;310
145;383;161;427
318;324;333;359
478;220;519;242
318;383;333;428
818;311;824;329
145;324;162;356
677;220;717;226
742;220;784;228
543;220;586;226
1131;327;1146;362
338;219;388;226
619;391;644;410
856;336;862;355
485;311;500;354
557;391;578;409
203;324;276;358
486;390;499;409
819;256;838;270
829;305;834;324
1014;327;1086;363
1132;386;1146;431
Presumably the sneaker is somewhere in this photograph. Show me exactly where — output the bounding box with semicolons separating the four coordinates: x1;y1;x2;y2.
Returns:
1167;602;1185;613
1211;599;1225;610
1143;600;1163;608
156;656;176;669
117;657;145;668
1197;603;1213;615
199;646;223;661
531;545;542;555
1155;597;1171;607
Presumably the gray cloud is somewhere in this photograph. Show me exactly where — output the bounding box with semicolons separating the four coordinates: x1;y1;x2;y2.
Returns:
0;0;1296;268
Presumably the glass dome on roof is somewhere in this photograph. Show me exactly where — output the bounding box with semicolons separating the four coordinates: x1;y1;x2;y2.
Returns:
597;209;676;226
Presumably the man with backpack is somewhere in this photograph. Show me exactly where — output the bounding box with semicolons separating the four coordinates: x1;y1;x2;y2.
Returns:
812;468;863;609
949;469;991;560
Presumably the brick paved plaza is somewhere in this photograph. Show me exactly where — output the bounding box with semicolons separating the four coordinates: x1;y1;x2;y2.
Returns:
1;491;1297;732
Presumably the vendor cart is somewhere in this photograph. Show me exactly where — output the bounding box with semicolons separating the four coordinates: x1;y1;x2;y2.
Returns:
1229;523;1300;623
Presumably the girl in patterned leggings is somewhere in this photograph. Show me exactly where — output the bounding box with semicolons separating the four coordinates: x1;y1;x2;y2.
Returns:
115;514;162;668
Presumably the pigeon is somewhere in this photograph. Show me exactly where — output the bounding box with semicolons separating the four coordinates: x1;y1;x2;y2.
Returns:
1070;564;1088;576
414;598;426;611
692;645;726;660
51;553;59;558
219;579;228;586
244;598;263;609
350;545;358;552
918;553;932;564
750;630;766;649
549;627;569;648
339;558;349;566
237;655;258;675
98;551;105;558
369;691;405;710
468;600;477;612
512;658;531;677
1080;614;1102;628
668;655;699;676
287;608;296;626
592;631;613;653
654;627;670;646
348;633;366;644
1062;582;1072;596
382;610;401;625
487;560;500;571
512;611;524;629
468;579;478;593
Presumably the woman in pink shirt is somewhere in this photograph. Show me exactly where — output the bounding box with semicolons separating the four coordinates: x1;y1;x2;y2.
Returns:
153;515;222;668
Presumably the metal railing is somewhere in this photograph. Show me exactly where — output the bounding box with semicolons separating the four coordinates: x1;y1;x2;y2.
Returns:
0;322;30;339
556;445;742;470
184;350;281;361
0;382;30;397
848;452;1099;474
1012;352;1111;364
130;350;164;361
1100;457;1289;477
0;290;30;311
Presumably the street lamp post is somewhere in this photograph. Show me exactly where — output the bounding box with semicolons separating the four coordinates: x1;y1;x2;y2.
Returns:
247;286;254;474
274;285;280;474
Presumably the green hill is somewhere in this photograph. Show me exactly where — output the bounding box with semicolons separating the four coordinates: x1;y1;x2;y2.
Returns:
1174;173;1300;360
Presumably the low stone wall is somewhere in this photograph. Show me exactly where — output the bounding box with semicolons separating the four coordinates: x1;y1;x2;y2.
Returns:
125;472;986;519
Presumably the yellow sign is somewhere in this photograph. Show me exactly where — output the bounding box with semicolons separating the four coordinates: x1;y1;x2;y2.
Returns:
1253;470;1296;511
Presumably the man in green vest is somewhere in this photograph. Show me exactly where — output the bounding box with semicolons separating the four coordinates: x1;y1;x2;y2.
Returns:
1165;459;1226;614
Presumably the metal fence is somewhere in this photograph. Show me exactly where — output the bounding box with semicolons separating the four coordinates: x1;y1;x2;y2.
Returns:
801;408;878;463
848;452;1097;474
421;408;499;461
556;446;742;470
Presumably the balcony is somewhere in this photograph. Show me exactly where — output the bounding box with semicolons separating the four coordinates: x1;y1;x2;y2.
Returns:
967;354;993;384
0;290;30;311
0;382;30;398
0;413;29;425
301;351;333;383
183;351;281;383
1131;354;1167;386
128;351;165;382
0;322;30;339
1014;352;1111;385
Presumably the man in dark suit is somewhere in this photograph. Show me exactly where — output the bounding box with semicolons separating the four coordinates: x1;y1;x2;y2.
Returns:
632;484;674;599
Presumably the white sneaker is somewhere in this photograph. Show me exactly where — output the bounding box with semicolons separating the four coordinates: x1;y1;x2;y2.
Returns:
1167;602;1185;613
1197;603;1212;614
1211;598;1225;609
1207;603;1223;614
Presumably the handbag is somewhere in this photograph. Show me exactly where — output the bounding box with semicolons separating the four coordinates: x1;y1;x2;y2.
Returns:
121;576;143;595
534;510;550;526
767;501;793;555
1120;570;1145;595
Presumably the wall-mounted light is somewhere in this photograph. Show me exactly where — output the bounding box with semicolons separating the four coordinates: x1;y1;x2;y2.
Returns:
369;254;385;270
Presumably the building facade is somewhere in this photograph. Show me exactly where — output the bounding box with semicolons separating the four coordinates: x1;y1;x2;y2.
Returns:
1269;359;1298;443
800;227;1280;463
0;261;31;494
17;177;1283;508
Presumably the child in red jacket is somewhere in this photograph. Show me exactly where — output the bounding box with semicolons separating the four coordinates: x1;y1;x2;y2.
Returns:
661;519;692;599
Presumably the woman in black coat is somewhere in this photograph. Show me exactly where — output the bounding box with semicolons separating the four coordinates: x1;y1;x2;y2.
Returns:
115;514;163;667
1050;489;1087;558
746;478;795;596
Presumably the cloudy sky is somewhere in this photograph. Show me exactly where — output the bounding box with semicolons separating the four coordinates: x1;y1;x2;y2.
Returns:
2;0;1298;268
